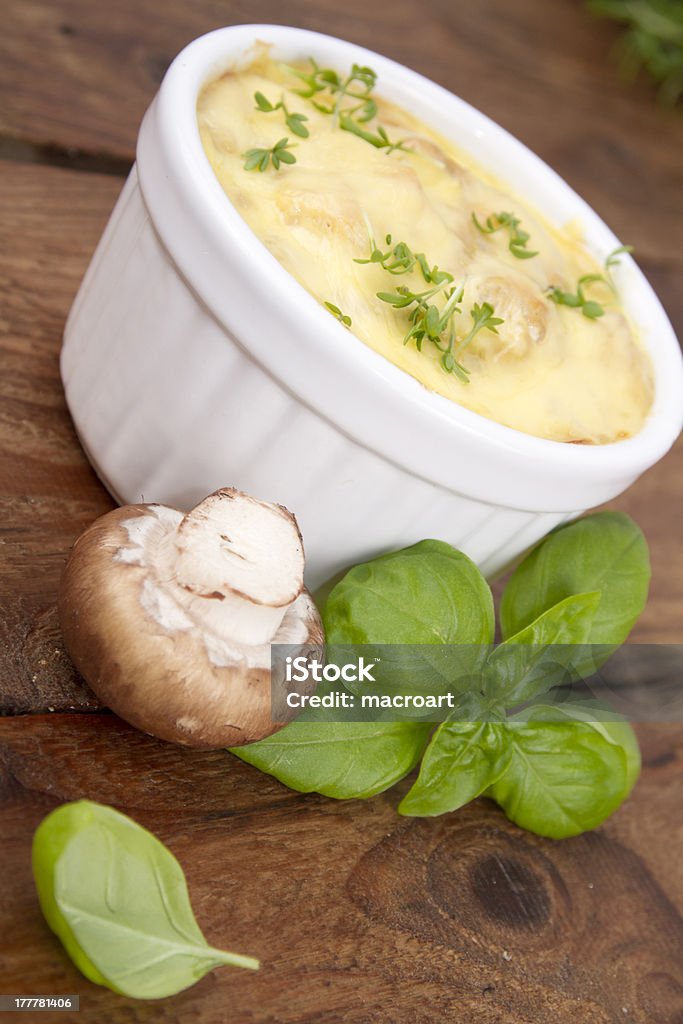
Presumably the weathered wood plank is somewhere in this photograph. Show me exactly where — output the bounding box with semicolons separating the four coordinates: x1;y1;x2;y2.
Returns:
0;714;681;1023
2;0;682;270
0;164;119;712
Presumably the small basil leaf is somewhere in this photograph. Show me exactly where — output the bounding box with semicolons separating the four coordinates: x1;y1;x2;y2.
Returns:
32;801;259;999
233;721;432;799
513;700;641;794
487;706;640;839
500;512;650;649
323;539;495;644
398;722;510;817
484;591;603;705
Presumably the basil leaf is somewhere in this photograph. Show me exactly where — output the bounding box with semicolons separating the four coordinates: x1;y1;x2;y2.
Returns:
234;720;432;798
323;539;495;644
323;540;494;705
484;591;603;705
238;540;491;799
487;705;640;839
500;512;650;646
32;801;259;999
398;721;509;817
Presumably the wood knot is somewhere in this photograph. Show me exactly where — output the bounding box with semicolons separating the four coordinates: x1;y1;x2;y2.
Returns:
469;854;551;928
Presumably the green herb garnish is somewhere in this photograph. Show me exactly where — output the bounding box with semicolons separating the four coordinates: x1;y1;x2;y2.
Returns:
324;301;352;327
357;232;502;381
338;113;410;153
354;233;452;283
547;244;633;318
32;800;259;999
458;301;505;353
547;276;607;319
606;243;634;269
286;59;378;121
438;302;503;375
253;91;310;137
472;210;539;259
243;137;297;172
284;58;409;154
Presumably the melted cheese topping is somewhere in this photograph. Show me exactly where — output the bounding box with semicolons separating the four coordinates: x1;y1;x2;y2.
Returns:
197;58;653;443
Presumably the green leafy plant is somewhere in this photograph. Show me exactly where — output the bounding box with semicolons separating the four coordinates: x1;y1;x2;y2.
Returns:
243;137;296;172
472;210;539;259
233;514;649;839
32;801;259;999
587;0;683;106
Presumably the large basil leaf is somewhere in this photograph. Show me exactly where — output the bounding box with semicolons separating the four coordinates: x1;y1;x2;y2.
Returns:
323;540;494;709
32;801;259;999
500;512;650;646
233;721;432;799
323;539;495;644
484;591;602;705
487;705;640;839
398;721;509;817
236;540;492;800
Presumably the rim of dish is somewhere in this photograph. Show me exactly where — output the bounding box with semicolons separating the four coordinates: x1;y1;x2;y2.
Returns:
144;24;683;490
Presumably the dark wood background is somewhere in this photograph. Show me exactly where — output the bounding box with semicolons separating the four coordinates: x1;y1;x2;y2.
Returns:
1;1;682;1021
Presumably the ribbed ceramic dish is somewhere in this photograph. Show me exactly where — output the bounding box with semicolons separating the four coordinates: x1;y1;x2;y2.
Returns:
61;25;683;587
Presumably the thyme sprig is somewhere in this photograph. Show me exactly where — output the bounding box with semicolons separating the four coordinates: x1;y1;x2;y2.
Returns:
253;91;310;137
243;137;296;172
357;232;503;381
547;245;633;319
472;211;539;259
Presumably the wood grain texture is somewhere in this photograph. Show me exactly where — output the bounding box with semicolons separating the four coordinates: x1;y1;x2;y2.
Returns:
1;1;683;1020
0;165;119;713
0;715;682;1023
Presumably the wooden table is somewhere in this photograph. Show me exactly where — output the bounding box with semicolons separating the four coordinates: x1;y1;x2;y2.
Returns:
2;2;682;1021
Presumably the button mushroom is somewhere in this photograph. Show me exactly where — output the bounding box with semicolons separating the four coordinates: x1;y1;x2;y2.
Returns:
58;488;324;748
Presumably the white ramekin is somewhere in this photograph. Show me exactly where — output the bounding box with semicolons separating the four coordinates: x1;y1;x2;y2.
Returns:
61;25;683;588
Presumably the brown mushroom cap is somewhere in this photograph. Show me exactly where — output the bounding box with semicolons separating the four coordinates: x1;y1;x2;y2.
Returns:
58;489;324;749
